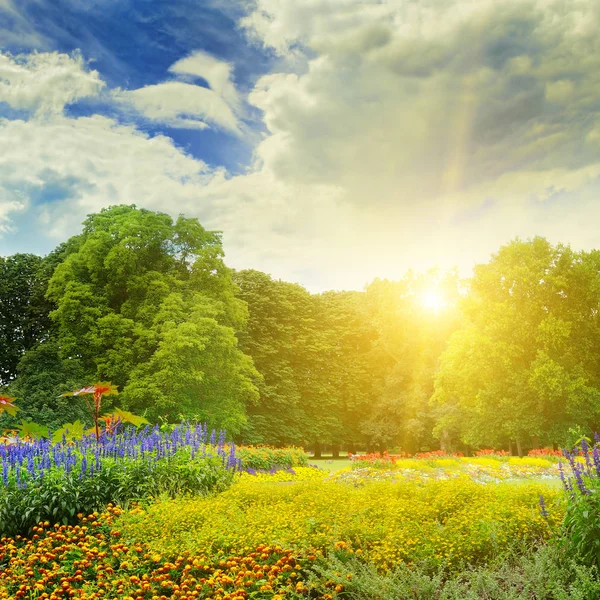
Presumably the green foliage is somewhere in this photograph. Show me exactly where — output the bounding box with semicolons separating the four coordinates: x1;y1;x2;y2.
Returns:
0;254;54;385
51;420;87;443
433;238;600;450
308;546;600;600
14;420;49;440
41;205;259;432
563;484;600;570
6;213;600;454
363;271;463;452
0;395;18;417
5;340;90;430
235;270;378;448
0;453;234;538
236;445;310;470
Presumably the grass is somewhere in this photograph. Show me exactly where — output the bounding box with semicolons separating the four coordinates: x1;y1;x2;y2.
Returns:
308;457;353;472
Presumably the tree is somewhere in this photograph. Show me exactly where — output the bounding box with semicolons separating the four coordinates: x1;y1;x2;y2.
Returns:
363;271;462;452
42;205;258;431
432;238;600;451
315;290;378;453
233;270;314;445
0;254;54;385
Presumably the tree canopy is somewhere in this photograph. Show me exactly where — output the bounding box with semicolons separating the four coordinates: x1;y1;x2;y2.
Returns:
2;209;600;453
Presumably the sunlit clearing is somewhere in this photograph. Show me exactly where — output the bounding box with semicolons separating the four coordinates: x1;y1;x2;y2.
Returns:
418;289;447;313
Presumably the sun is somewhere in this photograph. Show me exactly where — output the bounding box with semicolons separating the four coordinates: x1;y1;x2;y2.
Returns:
418;289;447;313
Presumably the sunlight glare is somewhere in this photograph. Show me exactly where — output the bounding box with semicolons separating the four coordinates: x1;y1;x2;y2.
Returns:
418;289;447;313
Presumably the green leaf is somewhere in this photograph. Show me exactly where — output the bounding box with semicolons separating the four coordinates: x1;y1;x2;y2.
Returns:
103;408;149;428
52;420;87;443
16;420;49;440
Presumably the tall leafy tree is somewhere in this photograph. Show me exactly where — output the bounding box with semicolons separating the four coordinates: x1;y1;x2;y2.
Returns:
433;238;600;451
44;205;258;431
233;270;314;445
363;271;462;452
0;254;54;385
315;291;378;453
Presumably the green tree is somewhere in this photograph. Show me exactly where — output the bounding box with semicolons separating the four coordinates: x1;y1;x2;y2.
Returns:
233;270;313;445
363;271;462;452
433;238;600;452
315;290;378;454
0;254;54;385
42;205;258;431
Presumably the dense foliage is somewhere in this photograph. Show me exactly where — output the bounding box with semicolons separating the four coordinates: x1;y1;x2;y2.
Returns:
120;478;562;570
4;205;600;452
0;423;237;537
560;438;600;569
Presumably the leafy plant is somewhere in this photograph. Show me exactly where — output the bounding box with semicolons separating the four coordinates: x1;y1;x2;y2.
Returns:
0;395;18;417
559;437;600;569
61;382;120;441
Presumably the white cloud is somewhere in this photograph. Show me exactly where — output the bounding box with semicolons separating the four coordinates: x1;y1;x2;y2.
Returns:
170;50;240;111
114;51;242;134
3;1;600;291
0;51;104;114
0;114;214;238
114;81;239;132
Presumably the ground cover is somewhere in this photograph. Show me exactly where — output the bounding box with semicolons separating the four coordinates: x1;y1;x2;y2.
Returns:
118;478;563;570
1;432;600;599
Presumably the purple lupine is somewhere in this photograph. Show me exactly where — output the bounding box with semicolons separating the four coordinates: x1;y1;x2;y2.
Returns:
592;442;600;478
581;439;593;475
558;461;572;492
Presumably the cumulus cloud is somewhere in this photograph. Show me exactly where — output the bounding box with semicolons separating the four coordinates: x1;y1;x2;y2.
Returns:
3;1;600;291
0;114;215;238
114;51;241;133
241;0;600;202
0;51;104;114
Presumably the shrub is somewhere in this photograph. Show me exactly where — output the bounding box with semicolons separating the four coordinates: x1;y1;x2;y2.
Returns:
235;445;309;470
0;422;237;537
307;544;600;600
560;439;600;569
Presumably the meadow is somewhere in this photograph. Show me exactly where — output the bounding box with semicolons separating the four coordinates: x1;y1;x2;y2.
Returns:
0;426;599;599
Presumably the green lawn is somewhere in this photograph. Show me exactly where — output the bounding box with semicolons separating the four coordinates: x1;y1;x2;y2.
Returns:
308;457;353;472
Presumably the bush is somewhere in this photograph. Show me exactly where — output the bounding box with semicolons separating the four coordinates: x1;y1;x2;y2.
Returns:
560;439;600;569
235;445;309;470
0;423;237;537
0;452;234;537
307;545;600;599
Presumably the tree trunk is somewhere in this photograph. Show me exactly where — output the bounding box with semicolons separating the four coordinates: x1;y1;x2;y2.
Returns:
516;439;523;458
331;444;340;459
509;441;514;456
313;442;322;459
347;442;356;456
440;429;450;453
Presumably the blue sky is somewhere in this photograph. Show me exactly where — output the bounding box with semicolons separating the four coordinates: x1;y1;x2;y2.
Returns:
2;0;269;170
1;0;600;291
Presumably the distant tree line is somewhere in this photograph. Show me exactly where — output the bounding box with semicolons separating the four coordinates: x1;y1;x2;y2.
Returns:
2;206;600;454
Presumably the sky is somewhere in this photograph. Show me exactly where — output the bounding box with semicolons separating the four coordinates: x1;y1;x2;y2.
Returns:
0;0;599;292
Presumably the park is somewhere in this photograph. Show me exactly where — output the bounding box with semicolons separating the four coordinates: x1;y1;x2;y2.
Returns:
0;206;599;599
1;0;599;597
